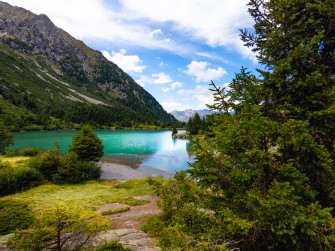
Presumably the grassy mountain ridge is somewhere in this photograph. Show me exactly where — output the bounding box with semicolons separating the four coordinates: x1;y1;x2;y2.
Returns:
0;1;175;130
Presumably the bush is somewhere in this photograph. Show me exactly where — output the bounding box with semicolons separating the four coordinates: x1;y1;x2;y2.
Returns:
58;159;102;184
4;150;18;157
57;151;81;183
75;160;102;182
29;144;102;184
145;173;231;250
95;240;131;251
0;165;43;196
19;146;44;157
28;148;62;180
0;200;35;235
4;147;44;157
28;143;64;180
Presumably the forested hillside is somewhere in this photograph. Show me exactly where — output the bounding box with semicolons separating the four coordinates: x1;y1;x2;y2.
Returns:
170;109;214;122
0;1;175;130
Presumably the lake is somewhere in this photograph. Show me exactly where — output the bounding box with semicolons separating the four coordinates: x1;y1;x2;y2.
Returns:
10;129;194;174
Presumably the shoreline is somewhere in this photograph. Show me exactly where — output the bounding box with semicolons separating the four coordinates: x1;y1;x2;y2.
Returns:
98;156;174;181
10;127;186;133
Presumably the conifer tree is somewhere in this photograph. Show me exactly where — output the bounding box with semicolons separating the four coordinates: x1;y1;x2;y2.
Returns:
68;125;104;162
172;126;178;136
186;113;202;135
150;0;335;249
193;112;202;134
186;117;194;135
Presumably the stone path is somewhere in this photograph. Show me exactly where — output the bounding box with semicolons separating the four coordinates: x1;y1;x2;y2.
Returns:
95;229;160;251
95;195;161;250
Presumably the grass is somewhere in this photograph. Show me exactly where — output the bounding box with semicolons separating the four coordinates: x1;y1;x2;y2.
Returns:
0;178;158;214
1;156;30;168
101;207;130;215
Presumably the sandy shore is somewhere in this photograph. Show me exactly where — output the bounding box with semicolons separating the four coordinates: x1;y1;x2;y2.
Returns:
98;157;174;181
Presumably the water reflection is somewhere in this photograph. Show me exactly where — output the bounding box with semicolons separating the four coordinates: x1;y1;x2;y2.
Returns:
101;153;155;169
101;130;194;173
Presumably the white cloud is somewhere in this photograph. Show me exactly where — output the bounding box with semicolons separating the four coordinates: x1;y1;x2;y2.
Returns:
151;73;172;84
171;82;183;89
136;72;172;86
183;61;227;83
121;0;255;60
102;49;146;73
161;101;193;112
223;82;231;89
159;61;168;68
162;87;170;92
178;85;214;109
149;28;163;38
4;0;180;54
4;0;255;61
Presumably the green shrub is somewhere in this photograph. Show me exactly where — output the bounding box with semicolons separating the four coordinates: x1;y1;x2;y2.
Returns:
29;145;101;184
0;200;35;235
95;240;131;251
28;146;62;180
0;165;43;196
4;147;44;157
4;150;18;157
58;160;102;184
51;173;62;184
139;215;165;235
57;151;80;183
74;160;102;182
145;173;231;249
19;146;44;157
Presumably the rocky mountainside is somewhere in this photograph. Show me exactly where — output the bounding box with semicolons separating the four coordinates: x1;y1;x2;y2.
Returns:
0;1;175;130
170;109;214;122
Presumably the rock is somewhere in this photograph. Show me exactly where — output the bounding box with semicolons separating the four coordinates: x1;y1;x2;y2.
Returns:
95;229;160;251
172;132;189;139
0;234;13;251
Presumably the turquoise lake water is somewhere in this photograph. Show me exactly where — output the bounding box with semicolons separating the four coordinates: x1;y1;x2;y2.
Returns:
10;129;194;173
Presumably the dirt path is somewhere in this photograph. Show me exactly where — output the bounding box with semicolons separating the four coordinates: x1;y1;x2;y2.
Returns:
95;195;161;250
96;195;160;229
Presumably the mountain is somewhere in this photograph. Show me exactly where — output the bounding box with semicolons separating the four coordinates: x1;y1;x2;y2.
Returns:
0;1;175;130
170;109;214;122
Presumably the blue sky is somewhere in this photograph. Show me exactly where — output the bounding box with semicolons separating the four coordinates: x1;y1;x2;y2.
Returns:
4;0;259;112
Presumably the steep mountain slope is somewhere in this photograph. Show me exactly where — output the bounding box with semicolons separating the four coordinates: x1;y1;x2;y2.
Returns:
0;1;175;130
170;109;214;122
